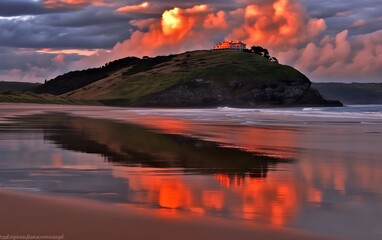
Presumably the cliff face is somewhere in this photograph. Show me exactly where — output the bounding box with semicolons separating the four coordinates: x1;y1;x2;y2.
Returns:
102;76;341;107
39;50;341;107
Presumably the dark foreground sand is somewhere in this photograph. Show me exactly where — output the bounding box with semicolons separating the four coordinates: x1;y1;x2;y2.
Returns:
0;190;334;240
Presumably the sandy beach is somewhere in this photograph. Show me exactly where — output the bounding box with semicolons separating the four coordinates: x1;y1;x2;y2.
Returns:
0;189;333;240
2;0;382;238
1;103;381;240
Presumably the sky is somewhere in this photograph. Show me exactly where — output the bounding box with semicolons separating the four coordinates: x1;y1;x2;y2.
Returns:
0;0;381;83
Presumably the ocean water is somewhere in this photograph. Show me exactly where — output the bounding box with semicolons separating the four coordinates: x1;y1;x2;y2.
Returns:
0;104;381;239
123;105;382;124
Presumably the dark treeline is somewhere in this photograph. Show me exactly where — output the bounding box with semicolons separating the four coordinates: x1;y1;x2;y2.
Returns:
244;46;279;63
0;81;41;92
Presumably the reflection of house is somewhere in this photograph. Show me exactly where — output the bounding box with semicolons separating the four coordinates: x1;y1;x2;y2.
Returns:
212;41;246;51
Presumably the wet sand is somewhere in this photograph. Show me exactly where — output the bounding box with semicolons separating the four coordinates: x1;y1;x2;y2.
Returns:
0;189;333;240
2;103;381;239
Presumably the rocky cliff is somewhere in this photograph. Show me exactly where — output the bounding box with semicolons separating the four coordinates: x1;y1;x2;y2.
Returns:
112;78;339;107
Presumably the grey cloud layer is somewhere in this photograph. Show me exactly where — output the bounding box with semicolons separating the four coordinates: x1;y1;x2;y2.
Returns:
0;6;132;49
303;0;382;35
0;0;78;16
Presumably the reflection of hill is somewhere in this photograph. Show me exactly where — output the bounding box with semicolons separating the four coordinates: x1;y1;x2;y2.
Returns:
15;113;293;178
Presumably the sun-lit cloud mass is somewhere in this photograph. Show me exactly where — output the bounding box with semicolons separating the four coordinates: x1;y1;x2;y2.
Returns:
0;0;381;82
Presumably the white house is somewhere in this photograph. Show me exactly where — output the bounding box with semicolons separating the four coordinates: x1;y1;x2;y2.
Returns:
212;41;246;51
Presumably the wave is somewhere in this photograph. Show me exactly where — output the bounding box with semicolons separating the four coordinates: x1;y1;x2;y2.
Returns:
115;105;382;125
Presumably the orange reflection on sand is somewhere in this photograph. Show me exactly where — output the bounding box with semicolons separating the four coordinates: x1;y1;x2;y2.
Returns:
214;174;245;188
159;183;192;209
85;113;301;226
137;115;193;135
299;148;382;202
307;188;322;205
202;191;224;210
213;174;298;226
113;165;299;227
52;153;63;168
246;181;297;226
112;167;196;217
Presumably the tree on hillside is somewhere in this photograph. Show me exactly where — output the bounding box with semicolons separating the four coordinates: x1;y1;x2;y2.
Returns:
246;46;279;64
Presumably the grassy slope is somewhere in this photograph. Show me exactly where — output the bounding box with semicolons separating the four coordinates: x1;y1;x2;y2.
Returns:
312;83;382;104
64;50;305;102
0;81;41;91
35;57;141;95
0;91;98;105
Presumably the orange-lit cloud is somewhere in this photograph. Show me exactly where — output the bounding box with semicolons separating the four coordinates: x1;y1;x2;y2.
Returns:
279;29;382;81
53;53;65;64
75;0;325;67
161;5;209;41
71;0;382;82
203;11;228;29
117;2;150;14
42;0;107;9
37;48;98;56
352;19;366;27
227;0;326;49
74;4;215;68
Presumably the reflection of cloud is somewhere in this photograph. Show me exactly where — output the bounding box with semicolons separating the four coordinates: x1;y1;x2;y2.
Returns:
52;152;63;168
112;168;195;212
202;191;224;210
4;110;382;235
112;165;299;227
159;182;192;209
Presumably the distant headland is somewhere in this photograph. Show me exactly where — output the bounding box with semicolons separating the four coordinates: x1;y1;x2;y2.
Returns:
0;46;342;107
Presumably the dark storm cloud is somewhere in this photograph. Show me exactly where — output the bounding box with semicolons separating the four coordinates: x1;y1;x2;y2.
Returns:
302;0;380;18
0;47;81;71
0;6;132;49
0;46;82;82
43;6;132;27
0;0;78;16
302;0;382;35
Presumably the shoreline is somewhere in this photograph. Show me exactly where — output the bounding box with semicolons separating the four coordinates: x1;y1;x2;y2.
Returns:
0;189;335;240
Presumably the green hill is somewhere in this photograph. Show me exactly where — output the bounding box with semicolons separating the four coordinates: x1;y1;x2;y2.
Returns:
0;91;97;105
0;81;41;91
34;50;340;107
312;83;382;104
